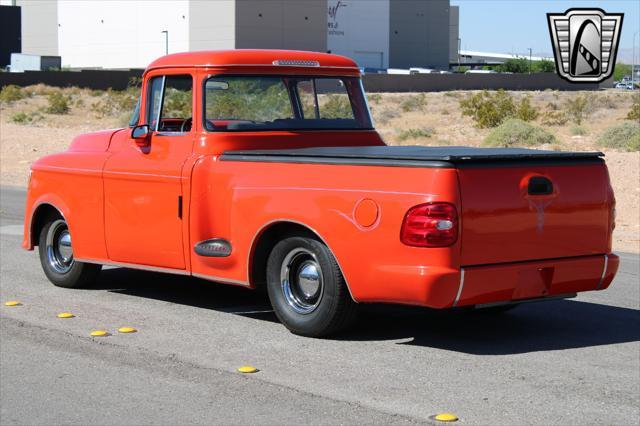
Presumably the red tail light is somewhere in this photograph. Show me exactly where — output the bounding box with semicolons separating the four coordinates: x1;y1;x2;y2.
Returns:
400;203;458;247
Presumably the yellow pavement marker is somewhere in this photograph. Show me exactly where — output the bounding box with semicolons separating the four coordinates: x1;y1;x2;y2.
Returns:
57;312;75;318
4;301;22;306
237;366;259;374
118;327;137;333
90;330;110;337
432;413;459;422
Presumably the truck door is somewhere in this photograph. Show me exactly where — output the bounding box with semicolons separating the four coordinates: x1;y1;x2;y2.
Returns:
103;73;194;269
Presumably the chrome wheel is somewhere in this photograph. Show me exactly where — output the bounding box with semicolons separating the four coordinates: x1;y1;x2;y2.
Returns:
46;219;74;274
280;248;324;314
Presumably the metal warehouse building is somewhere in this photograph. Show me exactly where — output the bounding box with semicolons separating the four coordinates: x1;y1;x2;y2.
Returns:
1;0;458;70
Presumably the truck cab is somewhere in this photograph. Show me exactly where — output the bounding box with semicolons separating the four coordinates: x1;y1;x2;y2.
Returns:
23;50;619;337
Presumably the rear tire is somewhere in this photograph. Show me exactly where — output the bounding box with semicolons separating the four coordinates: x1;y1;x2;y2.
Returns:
38;217;101;288
266;236;358;337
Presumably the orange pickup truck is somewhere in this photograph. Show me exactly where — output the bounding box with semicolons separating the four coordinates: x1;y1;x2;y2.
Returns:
23;50;619;336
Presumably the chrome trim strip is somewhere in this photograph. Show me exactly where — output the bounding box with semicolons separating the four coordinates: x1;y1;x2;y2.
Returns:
596;254;609;290
453;268;465;307
75;258;190;276
192;273;249;287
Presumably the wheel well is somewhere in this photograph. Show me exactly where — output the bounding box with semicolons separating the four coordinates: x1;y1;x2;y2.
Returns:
30;204;62;247
250;222;318;290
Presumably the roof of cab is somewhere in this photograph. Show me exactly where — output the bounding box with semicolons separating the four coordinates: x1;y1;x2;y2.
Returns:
145;49;359;73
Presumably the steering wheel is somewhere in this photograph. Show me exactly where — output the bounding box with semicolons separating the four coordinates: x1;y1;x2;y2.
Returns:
181;117;192;132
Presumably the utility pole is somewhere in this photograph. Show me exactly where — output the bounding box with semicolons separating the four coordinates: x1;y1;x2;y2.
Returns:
161;30;169;55
457;37;461;68
528;48;532;74
633;32;637;89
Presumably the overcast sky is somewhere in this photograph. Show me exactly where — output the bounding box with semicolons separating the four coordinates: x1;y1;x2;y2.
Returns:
451;0;639;63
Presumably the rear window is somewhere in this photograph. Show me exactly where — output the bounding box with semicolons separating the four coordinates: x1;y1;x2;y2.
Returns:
204;76;373;131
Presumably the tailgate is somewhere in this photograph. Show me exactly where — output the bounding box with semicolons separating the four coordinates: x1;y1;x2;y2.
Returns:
458;161;613;266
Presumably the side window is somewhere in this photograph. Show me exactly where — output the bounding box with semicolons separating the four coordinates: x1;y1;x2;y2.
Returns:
315;79;354;119
297;80;318;119
147;77;163;130
128;97;141;127
146;75;193;132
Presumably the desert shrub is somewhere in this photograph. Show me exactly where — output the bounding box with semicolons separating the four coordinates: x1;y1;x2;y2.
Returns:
400;93;427;112
162;88;191;117
367;93;382;104
546;101;559;111
459;90;515;128
441;109;450;115
515;96;539;121
483;118;556;147
534;59;556;73
45;92;71;114
320;94;353;118
10;111;44;124
375;108;400;125
397;127;434;141
0;85;27;104
26;84;59;96
496;57;529;74
627;95;640;121
570;125;587;136
540;110;568;126
90;87;139;118
597;122;640;152
563;94;590;124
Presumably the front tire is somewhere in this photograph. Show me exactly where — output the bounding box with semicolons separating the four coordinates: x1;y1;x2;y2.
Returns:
38;217;101;288
266;236;358;337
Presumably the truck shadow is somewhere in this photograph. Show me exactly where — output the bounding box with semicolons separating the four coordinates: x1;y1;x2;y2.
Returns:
97;267;640;356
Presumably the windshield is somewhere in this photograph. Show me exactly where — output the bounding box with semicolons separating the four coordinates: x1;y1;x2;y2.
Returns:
204;76;373;131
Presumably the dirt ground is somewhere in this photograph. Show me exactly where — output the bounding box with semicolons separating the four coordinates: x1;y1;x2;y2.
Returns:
1;87;638;252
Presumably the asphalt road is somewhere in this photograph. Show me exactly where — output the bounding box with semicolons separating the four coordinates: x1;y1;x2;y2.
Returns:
1;186;639;425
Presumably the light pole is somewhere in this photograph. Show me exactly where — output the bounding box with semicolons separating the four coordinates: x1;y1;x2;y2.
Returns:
633;32;637;88
457;37;461;68
161;30;168;55
528;48;532;74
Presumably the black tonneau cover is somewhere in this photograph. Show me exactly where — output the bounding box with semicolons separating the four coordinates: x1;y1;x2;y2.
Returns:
221;146;604;167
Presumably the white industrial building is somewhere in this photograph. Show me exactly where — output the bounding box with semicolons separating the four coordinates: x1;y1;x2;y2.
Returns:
1;0;458;70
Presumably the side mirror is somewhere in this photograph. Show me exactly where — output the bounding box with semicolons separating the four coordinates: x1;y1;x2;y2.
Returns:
131;124;150;147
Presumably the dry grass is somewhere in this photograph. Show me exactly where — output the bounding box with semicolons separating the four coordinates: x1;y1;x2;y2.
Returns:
1;87;638;252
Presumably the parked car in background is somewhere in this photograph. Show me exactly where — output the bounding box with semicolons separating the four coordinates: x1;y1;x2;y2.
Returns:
23;50;619;337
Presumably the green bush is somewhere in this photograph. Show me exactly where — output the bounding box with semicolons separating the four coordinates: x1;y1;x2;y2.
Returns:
0;85;27;104
570;125;587;136
320;94;353;119
10;111;44;125
627;95;640;121
597;122;640;152
496;57;529;74
613;63;632;82
539;110;568;126
533;59;556;73
459;90;515;128
515;96;539;121
90;87;139;118
483;118;556;147
397;127;434;141
564;94;590;124
400;93;427;112
45;92;71;114
367;93;382;104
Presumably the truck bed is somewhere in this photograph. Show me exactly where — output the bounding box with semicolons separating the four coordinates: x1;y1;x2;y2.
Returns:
221;146;604;166
223;145;613;267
